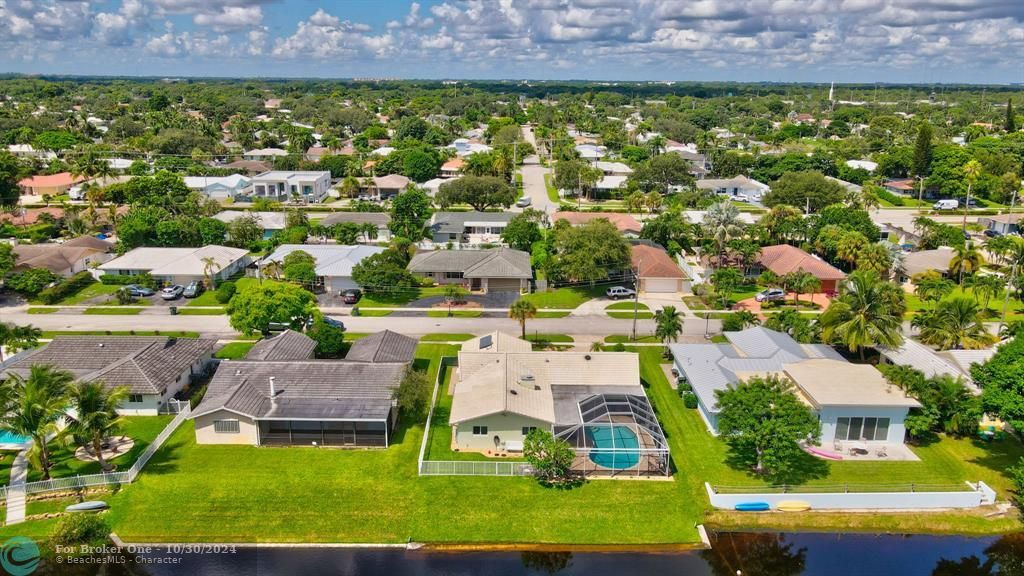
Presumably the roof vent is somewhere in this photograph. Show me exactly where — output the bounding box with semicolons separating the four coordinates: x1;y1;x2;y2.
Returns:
520;374;535;382
269;376;282;398
585;354;592;360
235;369;241;376
509;388;518;395
98;343;104;348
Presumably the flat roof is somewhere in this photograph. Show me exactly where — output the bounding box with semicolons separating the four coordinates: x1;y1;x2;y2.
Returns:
783;360;921;408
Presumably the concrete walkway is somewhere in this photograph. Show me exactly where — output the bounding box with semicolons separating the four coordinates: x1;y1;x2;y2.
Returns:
5;450;29;525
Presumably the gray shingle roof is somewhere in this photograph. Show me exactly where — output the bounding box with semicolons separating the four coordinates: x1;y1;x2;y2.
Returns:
345;330;417;364
3;336;215;395
244;330;316;361
430;211;514;235
191;360;406;421
407;248;531;279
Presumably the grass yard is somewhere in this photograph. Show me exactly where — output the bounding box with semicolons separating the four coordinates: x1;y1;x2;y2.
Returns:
355;309;393;317
178;308;226;315
0;451;21;487
535;311;570;318
905;286;1024;317
214;342;257;360
543;172;559;203
358;286;448;308
28;416;173;482
426;310;483;318
524;333;574;343
606;301;654;319
185;290;222;306
605;334;662;343
83;307;144;315
520;285;606;309
26;308;58;314
46;282;120;305
419;333;475;342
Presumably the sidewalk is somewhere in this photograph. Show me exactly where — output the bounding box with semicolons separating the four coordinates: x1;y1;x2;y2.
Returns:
5;450;28;525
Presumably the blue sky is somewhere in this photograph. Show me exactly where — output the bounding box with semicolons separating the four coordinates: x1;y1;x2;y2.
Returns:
2;1;1024;84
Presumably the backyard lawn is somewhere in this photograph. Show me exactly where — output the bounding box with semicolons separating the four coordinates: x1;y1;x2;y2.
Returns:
214;341;257;360
520;285;606;309
904;286;1024;317
28;416;173;482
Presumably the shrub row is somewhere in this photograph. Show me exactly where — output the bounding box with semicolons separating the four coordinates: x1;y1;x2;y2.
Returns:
37;271;95;304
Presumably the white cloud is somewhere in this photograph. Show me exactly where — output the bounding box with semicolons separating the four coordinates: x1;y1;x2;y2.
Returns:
193;6;263;32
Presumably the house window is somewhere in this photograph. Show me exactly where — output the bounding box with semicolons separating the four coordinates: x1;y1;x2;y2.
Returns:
127;394;143;403
521;426;537;436
472;426;488;436
214;420;240;434
445;271;464;279
836;417;890;441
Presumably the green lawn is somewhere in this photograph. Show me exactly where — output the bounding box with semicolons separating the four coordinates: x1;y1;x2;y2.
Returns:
185;291;222;306
524;333;574;344
0;451;22;487
178;308;226;315
905;286;1024;316
543;172;559;203
26;308;58;314
358;286;448;308
535;311;570;318
419;333;475;342
355;309;393;317
28;416;173;482
520;285;606;309
606;302;653;319
426;310;483;318
82;307;144;315
605;334;662;343
214;342;257;360
48;282;120;305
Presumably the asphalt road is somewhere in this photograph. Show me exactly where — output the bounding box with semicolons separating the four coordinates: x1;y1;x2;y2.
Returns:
517;125;557;215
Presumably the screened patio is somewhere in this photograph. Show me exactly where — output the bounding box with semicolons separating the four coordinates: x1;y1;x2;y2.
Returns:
257;419;390;447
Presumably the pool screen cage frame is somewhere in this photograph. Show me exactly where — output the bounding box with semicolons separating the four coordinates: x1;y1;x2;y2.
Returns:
554;393;670;477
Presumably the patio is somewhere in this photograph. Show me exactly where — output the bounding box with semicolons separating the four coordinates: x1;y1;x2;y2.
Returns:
824;441;921;462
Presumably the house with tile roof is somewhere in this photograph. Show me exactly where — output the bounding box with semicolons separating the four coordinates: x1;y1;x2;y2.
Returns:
552;211;643;237
631;243;687;294
99;245;252;286
407;247;532;293
755;244;847;293
2;336;215;414
191;330;413;447
17;172;85;196
448;332;669;476
261;244;386;293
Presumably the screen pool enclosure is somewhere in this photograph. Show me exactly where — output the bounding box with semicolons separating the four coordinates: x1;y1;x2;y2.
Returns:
554;393;670;477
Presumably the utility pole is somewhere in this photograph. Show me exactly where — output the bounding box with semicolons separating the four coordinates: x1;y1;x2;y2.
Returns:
997;187;1020;335
631;260;642;342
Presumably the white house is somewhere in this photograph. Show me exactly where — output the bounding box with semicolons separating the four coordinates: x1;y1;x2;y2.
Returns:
845;159;878;173
261;244;386;293
184;174;252;200
244;148;288;161
99;245;251;285
575;143;607;160
251;171;332;203
591;161;633;176
6;144;56;161
448;139;492;157
695;175;771;201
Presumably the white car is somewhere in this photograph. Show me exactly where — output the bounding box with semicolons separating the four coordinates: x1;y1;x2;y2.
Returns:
515;196;532;207
730;193;749;202
605;286;637;300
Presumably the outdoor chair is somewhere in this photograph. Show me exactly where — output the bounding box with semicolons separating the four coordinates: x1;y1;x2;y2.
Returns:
875;446;888;457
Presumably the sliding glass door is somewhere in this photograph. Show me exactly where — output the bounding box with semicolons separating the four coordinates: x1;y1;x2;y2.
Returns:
836;417;890;441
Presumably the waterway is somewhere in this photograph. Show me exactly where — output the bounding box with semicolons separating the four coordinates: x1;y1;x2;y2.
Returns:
27;532;1024;575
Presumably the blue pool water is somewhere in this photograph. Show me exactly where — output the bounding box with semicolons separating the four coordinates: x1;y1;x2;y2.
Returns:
0;430;29;445
588;425;641;469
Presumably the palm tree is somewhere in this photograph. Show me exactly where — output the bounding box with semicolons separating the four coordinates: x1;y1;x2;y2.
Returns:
65;381;127;472
949;242;983;285
589;341;603;352
703;200;744;268
961;159;982;233
201;256;221;290
654;306;683;352
0;323;41;362
647;134;666;156
0;365;74;480
732;310;760;329
644;191;662;214
836;232;868;270
966;274;1004;311
855;243;892;276
789;271;821;305
508;299;538;339
916;297;995;350
625;190;645;216
819;270;905;360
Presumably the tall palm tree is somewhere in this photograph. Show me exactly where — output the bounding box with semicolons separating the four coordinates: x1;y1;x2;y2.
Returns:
819;270;905;360
836;232;868;270
789;271;821;305
732;310;761;329
0;365;74;480
949;242;984;285
703;200;744;268
966;274;1004;311
654;306;683;351
65;381;127;472
201;257;221;290
913;273;955;309
508;299;537;339
916;297;994;350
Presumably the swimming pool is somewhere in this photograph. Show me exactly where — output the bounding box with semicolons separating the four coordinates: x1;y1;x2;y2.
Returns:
587;425;641;469
0;431;29;447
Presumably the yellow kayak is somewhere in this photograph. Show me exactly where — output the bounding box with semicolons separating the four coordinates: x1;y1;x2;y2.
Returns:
776;500;811;512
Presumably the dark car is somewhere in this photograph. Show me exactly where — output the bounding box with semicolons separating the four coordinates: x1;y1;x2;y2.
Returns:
123;284;154;297
984;229;1003;238
306;316;345;330
341;289;362;304
183;281;205;298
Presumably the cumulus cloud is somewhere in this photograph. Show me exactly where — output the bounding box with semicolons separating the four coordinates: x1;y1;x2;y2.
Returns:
272;9;391;59
193;6;263;32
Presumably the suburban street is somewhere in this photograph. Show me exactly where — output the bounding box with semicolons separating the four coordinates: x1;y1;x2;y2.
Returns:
517;125;558;214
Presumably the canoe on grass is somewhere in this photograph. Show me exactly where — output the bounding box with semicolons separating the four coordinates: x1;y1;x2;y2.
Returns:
734;502;771;512
65;501;108;512
776;500;811;512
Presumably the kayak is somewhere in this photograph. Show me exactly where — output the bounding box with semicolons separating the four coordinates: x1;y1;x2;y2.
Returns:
776;500;811;512
734;502;771;512
65;501;108;512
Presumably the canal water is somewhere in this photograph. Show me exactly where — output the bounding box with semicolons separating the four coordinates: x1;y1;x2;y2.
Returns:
29;532;1024;575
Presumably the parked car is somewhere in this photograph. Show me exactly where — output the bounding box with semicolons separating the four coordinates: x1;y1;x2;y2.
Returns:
515;196;532;207
123;284;154;297
933;199;959;210
729;194;749;202
606;286;636;300
984;229;1003;238
341;288;362;304
160;285;184;300
755;288;786;302
183;281;205;298
306;316;345;330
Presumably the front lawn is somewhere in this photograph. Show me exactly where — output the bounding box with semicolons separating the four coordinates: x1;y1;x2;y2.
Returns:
905;286;1024;317
28;416;173;482
426;310;483;318
606;301;654;319
358;286;448;308
419;333;475;342
26;308;58;314
520;285;606;309
102;344;703;545
214;342;257;360
83;307;143;315
535;311;570;318
185;290;222;306
178;308;226;315
543;172;559;203
46;282;120;305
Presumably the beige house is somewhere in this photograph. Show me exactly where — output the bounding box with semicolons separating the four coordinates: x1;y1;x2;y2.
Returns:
407;248;532;293
448;333;670;476
11;236;114;276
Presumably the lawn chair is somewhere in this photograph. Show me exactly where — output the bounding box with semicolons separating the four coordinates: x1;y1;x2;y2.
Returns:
875;446;888;458
833;440;843;452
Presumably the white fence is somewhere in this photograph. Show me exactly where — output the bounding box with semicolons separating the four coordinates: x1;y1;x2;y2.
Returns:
705;481;997;511
0;405;192;500
419;460;533;476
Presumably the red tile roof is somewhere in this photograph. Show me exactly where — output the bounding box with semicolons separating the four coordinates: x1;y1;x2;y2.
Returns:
18;172;83;189
757;244;846;281
632;244;685;279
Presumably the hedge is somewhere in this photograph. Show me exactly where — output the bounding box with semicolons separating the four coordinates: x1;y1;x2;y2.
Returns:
37;271;95;304
876;187;905;206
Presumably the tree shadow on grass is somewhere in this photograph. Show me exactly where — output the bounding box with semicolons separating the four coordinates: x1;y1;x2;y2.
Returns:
723;446;830;486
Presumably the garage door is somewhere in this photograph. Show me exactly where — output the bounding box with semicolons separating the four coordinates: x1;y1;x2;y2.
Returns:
644;278;680;293
487;278;523;293
328;276;358;293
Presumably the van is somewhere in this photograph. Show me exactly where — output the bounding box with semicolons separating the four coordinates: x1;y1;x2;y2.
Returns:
68;186;84;201
933;199;959;210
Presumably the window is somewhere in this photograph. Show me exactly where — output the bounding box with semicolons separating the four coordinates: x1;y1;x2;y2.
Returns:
521;427;537;436
472;426;488;436
214;420;240;434
445;271;464;279
127;394;143;403
836;417;890;441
